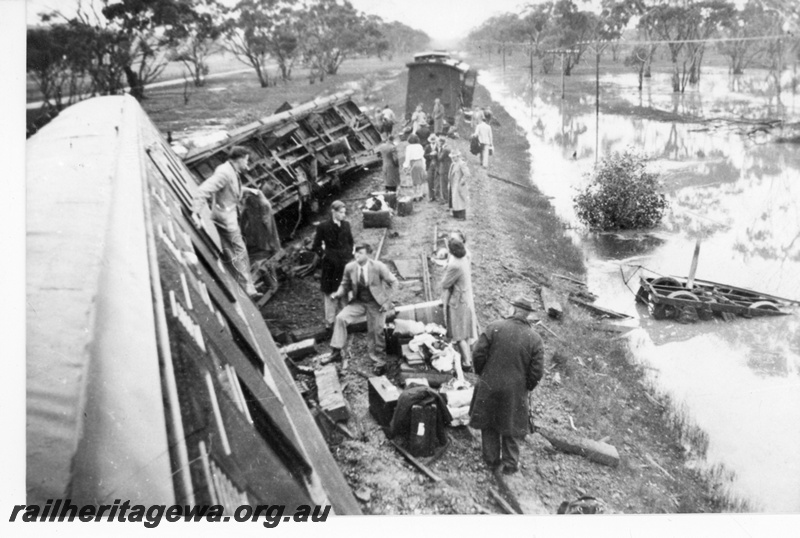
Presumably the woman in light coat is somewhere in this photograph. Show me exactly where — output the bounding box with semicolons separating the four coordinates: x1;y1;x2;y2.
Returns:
449;150;470;219
441;237;477;369
403;134;426;200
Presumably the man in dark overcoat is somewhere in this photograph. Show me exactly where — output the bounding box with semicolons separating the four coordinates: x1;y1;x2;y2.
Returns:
377;135;401;192
469;295;544;474
311;200;354;329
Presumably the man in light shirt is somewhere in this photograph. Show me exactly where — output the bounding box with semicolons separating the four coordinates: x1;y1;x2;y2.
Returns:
473;115;494;169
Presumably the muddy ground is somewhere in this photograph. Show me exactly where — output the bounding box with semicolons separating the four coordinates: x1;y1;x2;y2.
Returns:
258;67;743;515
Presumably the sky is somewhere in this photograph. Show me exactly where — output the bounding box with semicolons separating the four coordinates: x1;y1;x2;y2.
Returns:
24;0;532;43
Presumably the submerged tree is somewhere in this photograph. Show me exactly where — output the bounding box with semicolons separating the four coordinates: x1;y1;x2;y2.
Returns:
573;150;668;231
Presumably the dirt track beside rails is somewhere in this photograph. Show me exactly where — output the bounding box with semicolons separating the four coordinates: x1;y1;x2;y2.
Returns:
254;70;746;514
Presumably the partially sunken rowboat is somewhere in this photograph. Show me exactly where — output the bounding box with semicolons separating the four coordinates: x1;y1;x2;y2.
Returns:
636;275;799;321
183;90;382;217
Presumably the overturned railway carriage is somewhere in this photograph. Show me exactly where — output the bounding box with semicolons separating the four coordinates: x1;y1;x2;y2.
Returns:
405;51;476;124
26;95;360;514
183;91;382;218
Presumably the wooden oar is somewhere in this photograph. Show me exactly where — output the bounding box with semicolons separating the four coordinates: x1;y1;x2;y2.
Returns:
687;238;701;290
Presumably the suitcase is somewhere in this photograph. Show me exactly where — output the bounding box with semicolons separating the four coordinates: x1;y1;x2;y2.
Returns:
408;403;438;457
397;196;413;216
368;376;401;427
363;208;392;228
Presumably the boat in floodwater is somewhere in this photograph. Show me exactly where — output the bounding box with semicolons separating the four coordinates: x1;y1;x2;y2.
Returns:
26;95;361;514
635;273;799;321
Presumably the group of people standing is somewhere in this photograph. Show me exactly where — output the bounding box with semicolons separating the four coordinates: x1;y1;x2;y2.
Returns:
320;99;540;476
376;100;472;220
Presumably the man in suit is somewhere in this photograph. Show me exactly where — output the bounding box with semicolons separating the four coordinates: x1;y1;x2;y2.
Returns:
192;146;260;297
469;295;544;474
329;243;398;373
312;200;354;329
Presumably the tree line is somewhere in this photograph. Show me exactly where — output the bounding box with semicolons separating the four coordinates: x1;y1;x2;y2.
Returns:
26;0;430;109
464;0;799;93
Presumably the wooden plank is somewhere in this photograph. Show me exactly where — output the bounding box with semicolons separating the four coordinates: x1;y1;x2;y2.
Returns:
492;468;525;514
279;338;317;360
534;424;620;468
488;486;518;514
375;228;388;261
393;259;421;279
315;364;349;422
290;324;330;343
568;297;631;319
389;440;442;482
540;286;563;319
553;273;586;286
421;253;432;302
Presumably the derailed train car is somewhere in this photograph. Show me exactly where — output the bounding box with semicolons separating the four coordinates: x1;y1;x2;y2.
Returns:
405;51;477;123
26;95;361;516
183;90;382;218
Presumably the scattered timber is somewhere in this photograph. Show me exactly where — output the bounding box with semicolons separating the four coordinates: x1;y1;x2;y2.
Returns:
540;286;563;320
279;338;317;360
553;273;587;286
534;423;620;468
315;365;349;422
492;468;525;514
487;172;534;192
488;486;520;515
375;228;388;261
390;440;443;482
568;296;632;319
421;252;433;302
290;324;329;343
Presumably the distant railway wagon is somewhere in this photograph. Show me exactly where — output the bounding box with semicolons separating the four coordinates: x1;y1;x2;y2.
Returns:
26;95;360;514
183;90;382;218
405;51;476;123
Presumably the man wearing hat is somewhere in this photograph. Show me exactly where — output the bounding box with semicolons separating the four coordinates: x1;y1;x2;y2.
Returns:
192;145;260;297
469;295;544;474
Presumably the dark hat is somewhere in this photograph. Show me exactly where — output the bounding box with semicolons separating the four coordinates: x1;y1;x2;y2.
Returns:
510;295;536;312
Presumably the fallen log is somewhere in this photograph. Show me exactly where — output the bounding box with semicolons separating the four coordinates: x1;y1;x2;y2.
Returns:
389;440;442;482
487;172;534;192
534;423;620;468
568;296;631;319
540;286;563;320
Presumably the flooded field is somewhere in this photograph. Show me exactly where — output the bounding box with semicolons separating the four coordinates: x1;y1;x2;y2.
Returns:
480;65;800;512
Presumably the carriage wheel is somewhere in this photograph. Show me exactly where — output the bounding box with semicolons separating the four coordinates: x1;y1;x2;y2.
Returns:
749;301;780;314
667;291;700;302
651;277;683;291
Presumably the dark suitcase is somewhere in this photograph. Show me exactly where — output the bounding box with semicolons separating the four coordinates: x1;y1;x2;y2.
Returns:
408;403;437;457
368;376;401;427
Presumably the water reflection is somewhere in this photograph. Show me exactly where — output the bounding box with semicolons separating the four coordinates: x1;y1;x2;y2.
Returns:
481;67;800;512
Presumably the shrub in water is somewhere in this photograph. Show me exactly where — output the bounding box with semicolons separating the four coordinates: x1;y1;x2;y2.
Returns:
573;150;668;230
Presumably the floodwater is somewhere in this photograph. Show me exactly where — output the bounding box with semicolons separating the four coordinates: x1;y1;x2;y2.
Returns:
479;65;800;512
